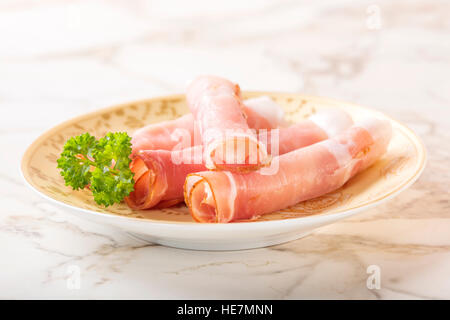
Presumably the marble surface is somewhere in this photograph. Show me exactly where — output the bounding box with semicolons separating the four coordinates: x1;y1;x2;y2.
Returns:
1;0;449;299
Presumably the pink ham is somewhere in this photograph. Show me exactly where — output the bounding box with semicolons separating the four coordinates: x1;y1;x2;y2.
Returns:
125;109;353;210
131;114;194;157
125;148;205;209
186;75;270;172
131;96;286;156
263;109;353;155
184;117;392;223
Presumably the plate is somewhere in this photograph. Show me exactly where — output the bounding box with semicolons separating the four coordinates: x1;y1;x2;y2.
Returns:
21;92;426;250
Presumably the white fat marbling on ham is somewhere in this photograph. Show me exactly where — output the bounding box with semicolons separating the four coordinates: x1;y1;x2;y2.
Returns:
358;117;393;147
244;96;288;128
310;109;354;138
320;139;353;168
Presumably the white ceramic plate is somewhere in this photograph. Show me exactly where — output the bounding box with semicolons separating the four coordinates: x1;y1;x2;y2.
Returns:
21;93;426;250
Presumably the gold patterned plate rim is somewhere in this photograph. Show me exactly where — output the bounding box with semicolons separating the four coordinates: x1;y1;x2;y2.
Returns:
20;92;427;229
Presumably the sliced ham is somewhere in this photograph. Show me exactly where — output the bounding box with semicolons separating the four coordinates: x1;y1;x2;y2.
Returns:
186;75;270;172
131;96;286;156
125;109;353;210
131;114;194;157
244;96;288;129
184;117;392;223
125;148;205;209
262;109;352;155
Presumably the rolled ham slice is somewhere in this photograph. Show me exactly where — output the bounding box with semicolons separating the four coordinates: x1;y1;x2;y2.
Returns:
184;117;392;223
131;96;286;156
125;109;353;210
125;148;205;209
131;114;193;157
244;96;288;129
263;109;353;155
186;75;270;172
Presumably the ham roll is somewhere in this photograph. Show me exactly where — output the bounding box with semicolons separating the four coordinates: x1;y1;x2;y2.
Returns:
131;96;286;156
125;109;353;210
264;109;353;155
184;117;392;223
186;75;270;172
131;114;193;156
125;148;205;209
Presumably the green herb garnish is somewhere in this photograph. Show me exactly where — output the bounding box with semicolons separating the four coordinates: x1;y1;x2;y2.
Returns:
57;132;134;207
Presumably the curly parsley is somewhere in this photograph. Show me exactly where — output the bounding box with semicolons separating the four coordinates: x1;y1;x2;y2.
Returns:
57;132;134;207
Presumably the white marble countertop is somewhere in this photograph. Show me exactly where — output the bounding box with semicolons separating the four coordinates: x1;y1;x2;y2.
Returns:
1;0;449;299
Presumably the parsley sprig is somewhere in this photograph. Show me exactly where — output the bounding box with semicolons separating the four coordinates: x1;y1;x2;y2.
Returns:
57;132;134;207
